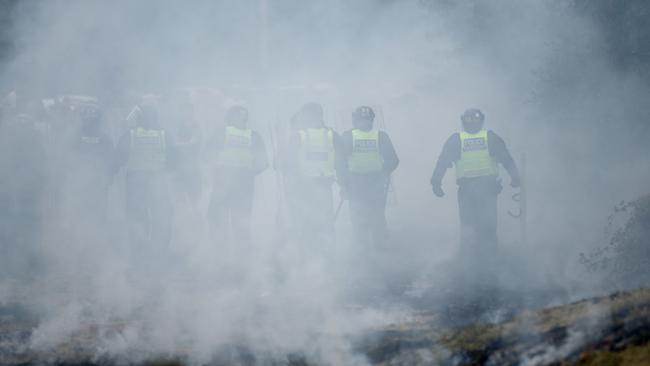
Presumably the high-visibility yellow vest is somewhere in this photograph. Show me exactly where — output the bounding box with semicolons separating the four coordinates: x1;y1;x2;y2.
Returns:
217;126;254;169
128;128;166;172
298;128;335;178
455;129;498;179
348;129;383;174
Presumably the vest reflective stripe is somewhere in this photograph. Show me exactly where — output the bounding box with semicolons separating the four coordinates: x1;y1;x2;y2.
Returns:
298;128;335;177
455;129;498;179
348;129;383;174
128;128;166;172
217;126;254;169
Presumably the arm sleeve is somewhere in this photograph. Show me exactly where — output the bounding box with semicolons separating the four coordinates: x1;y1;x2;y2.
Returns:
336;130;353;188
165;132;178;171
379;131;399;174
279;132;301;175
430;133;460;186
114;131;130;173
203;129;224;164
331;130;344;182
100;134;116;177
252;131;269;175
488;130;520;181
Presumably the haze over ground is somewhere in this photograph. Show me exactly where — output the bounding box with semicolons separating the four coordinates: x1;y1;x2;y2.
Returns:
0;0;649;364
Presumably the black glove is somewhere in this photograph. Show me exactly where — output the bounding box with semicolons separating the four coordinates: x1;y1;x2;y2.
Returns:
432;184;445;197
510;175;521;188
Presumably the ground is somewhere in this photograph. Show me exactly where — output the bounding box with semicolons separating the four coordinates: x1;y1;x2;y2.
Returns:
1;287;650;365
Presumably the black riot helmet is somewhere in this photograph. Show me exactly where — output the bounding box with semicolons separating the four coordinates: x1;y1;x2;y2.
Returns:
138;102;160;130
80;104;102;135
461;108;485;134
352;105;375;131
300;102;324;128
81;104;101;123
226;105;248;129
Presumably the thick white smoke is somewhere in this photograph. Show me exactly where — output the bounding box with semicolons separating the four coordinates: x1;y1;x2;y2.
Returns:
0;0;649;364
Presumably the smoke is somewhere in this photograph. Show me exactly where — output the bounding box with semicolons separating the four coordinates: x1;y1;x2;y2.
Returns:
0;0;649;364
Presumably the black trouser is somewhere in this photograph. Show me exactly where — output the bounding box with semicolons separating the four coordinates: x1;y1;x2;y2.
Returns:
65;170;110;240
172;164;202;204
348;173;389;246
0;192;43;278
125;172;173;252
208;174;255;247
292;177;335;248
456;177;502;288
454;177;502;315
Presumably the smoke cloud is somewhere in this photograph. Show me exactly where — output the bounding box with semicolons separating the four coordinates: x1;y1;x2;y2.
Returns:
0;0;649;364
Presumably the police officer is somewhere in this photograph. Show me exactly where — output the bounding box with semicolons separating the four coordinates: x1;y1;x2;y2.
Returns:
273;110;302;234
170;101;202;206
282;103;342;247
64;104;114;241
430;108;520;259
339;106;399;246
116;102;175;255
0;103;47;277
207;105;268;247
